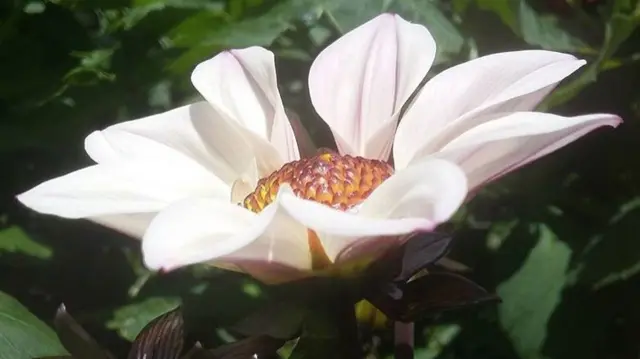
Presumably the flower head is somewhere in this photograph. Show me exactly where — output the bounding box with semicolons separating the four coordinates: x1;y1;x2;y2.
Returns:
17;13;620;283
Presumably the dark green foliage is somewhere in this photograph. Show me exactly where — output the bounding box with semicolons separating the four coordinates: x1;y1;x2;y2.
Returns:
2;0;640;358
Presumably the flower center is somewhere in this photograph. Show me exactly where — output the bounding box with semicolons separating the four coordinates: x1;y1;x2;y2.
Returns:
242;152;394;213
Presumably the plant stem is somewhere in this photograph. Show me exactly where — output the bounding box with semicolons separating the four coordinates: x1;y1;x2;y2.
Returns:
394;322;414;359
334;291;360;359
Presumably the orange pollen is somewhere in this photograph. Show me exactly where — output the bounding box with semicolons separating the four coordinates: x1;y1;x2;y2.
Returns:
242;153;394;213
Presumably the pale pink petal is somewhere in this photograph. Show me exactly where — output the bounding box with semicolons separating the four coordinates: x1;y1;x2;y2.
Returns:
394;50;586;168
279;186;433;236
217;211;310;284
141;198;310;280
17;159;225;236
437;112;621;190
140;160;467;280
332;159;467;265
191;47;299;167
152;184;438;271
309;13;436;160
359;159;467;222
85;102;256;186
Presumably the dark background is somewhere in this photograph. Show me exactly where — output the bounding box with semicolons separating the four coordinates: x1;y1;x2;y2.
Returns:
1;0;640;358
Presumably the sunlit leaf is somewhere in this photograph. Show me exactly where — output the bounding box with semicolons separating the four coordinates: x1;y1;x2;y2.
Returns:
169;0;336;72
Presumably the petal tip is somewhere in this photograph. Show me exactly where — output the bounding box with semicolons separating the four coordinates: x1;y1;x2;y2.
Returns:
593;114;624;128
15;188;50;216
142;249;164;271
15;190;33;208
574;58;587;69
610;115;623;127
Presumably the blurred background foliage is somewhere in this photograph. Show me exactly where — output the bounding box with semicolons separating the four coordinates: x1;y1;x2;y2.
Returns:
1;0;640;358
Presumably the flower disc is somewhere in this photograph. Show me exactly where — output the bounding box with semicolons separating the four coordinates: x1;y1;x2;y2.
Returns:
242;152;394;212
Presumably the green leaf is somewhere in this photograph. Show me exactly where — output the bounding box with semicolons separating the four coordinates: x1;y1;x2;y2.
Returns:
23;1;46;14
543;8;640;108
170;0;335;72
0;291;67;359
517;0;586;52
0;226;52;259
575;198;640;289
289;301;359;359
414;324;462;359
497;224;571;359
288;313;344;359
476;0;517;31
106;297;181;341
116;0;224;30
324;0;387;34
475;0;586;52
324;0;463;62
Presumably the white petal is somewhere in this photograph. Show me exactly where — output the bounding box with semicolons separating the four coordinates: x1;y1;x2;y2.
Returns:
218;213;310;284
274;186;436;262
141;198;310;276
359;159;468;222
332;159;468;264
191;47;299;167
309;13;436;160
394;50;585;168
85;102;256;185
437;112;621;189
17;159;224;219
92;213;155;239
279;186;433;236
140;160;468;279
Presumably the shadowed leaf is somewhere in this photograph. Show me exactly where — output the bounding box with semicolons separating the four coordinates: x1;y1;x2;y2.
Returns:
395;234;453;282
210;335;285;359
231;300;305;340
107;296;181;341
369;272;500;322
53;304;115;359
366;233;453;284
